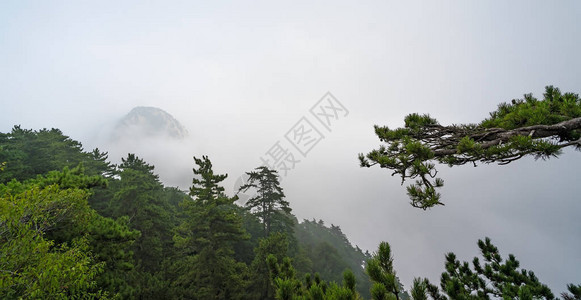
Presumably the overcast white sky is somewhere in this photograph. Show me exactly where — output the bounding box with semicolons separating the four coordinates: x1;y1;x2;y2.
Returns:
1;0;580;294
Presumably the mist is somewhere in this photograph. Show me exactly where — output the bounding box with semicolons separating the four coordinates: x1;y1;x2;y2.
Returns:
1;0;580;294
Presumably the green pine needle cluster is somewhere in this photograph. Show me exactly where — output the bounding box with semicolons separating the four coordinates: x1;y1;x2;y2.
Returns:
360;86;581;209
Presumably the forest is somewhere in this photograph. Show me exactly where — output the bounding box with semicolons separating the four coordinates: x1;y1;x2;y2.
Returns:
1;87;581;299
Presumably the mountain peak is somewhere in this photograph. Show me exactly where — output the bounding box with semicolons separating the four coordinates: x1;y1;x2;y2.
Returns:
113;106;189;140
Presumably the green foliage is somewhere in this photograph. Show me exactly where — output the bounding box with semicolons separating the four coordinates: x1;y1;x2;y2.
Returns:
113;154;176;273
371;238;577;300
360;86;581;209
82;153;187;298
312;242;349;283
366;242;408;300
0;164;106;196
267;255;361;300
11;126;577;300
85;214;139;298
232;206;264;264
0;126;114;184
295;219;372;298
239;166;293;237
343;269;357;294
250;232;291;299
0;126;383;299
370;282;391;300
38;164;107;190
481;86;581;130
0;184;107;298
172;156;249;299
410;278;428;300
561;284;581;300
0;165;140;299
438;237;554;299
0;231;106;299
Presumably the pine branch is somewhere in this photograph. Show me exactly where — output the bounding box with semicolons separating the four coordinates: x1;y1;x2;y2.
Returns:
360;86;581;209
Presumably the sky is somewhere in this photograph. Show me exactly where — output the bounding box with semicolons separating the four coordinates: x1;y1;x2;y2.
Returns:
1;0;580;294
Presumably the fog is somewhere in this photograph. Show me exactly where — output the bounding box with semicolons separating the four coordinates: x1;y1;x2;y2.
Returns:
1;0;580;293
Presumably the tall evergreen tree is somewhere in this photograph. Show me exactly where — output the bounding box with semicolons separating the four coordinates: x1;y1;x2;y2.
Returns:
113;154;175;273
238;166;293;237
172;156;249;299
110;154;182;298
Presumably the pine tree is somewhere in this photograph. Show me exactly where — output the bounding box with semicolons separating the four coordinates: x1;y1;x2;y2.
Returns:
113;154;174;273
561;284;581;300
249;232;290;299
267;254;361;300
371;238;580;300
238;166;293;237
172;156;249;299
438;237;554;299
366;242;408;300
108;154;185;298
86;148;116;178
0;126;117;183
359;86;581;209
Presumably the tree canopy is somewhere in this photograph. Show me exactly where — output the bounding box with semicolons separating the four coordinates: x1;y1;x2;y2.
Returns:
2;125;579;299
172;156;249;299
411;238;557;300
267;254;362;300
0;127;380;299
0;126;114;183
238;166;293;237
359;86;581;209
0;167;138;299
366;242;408;300
364;238;576;300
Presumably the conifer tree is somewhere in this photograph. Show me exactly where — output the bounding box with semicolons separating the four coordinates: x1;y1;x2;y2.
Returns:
359;86;581;209
238;166;293;237
366;242;408;300
371;238;580;300
86;148;116;178
438;237;554;299
113;154;175;274
267;254;361;300
561;284;581;300
249;232;290;299
0;126;113;183
172;156;249;299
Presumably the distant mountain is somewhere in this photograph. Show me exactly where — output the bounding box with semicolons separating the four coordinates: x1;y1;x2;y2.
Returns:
112;106;188;140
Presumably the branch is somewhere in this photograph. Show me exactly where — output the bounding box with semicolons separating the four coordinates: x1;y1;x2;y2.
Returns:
433;117;581;157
